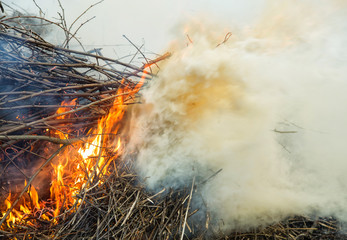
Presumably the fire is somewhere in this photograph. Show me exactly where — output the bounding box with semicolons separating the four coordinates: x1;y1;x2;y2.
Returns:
2;182;49;228
54;98;78;140
1;65;151;229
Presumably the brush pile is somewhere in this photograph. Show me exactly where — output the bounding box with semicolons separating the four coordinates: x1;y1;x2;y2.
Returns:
0;9;195;240
0;6;346;240
0;14;150;141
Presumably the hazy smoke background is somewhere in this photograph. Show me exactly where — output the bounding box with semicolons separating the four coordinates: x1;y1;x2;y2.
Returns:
127;0;347;232
6;0;347;232
10;0;264;56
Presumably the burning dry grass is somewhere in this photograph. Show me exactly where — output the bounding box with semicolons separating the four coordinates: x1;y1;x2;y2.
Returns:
0;5;346;240
0;162;195;239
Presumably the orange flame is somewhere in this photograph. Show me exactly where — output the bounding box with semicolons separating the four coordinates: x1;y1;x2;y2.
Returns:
1;65;151;228
2;181;49;228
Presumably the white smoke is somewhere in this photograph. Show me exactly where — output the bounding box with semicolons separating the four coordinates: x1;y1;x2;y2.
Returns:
128;0;347;231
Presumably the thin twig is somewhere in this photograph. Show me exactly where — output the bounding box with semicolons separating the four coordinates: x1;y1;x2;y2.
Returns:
121;191;140;226
181;176;195;240
0;135;81;145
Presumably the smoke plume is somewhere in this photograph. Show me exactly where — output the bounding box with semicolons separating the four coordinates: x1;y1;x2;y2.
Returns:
128;0;347;231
